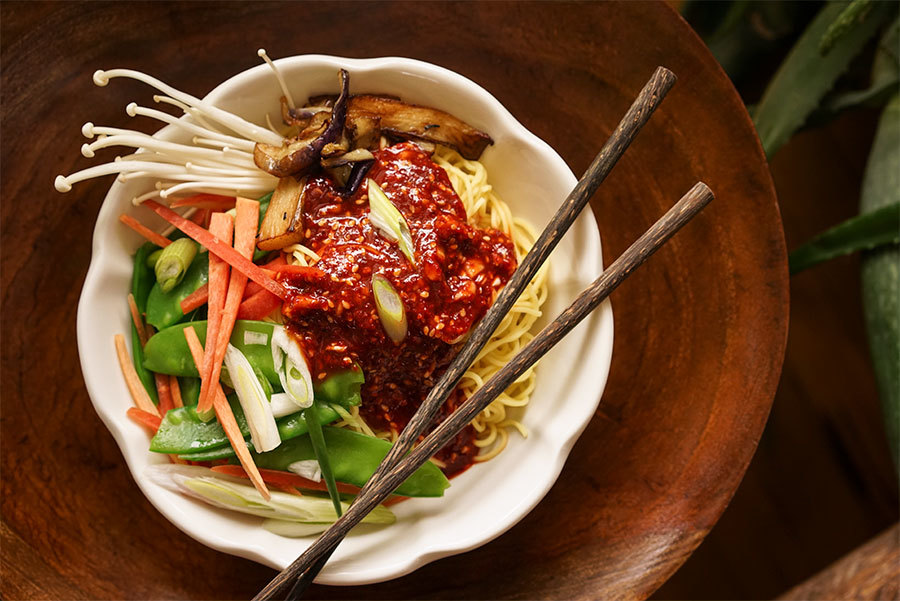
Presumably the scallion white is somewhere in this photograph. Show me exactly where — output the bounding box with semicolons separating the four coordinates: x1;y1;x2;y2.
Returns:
271;325;314;409
224;343;280;452
367;179;415;264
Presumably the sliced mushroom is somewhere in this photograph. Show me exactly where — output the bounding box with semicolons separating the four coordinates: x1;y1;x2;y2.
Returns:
347;95;493;159
254;69;350;177
257;176;306;251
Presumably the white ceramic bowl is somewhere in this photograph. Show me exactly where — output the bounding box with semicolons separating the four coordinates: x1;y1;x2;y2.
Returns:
76;55;613;585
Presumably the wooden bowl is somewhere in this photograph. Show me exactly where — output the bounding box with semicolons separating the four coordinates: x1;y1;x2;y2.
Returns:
1;2;787;599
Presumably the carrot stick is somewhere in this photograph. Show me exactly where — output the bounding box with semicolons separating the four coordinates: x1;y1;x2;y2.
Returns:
180;283;209;314
237;289;282;321
170;194;236;211
169;374;183;408
197;213;233;415
183;326;270;500
142;200;287;300
210;465;361;495
119;214;171;248
127;293;148;346
155;372;174;414
188;208;208;225
202;198;260;410
114;334;159;417
127;407;162;432
244;256;286;298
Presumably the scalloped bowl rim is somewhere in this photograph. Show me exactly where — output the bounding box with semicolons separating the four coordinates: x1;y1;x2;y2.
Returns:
76;54;613;585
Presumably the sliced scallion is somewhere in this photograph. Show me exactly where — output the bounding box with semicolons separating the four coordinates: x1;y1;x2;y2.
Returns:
270;326;314;410
224;343;280;452
372;273;408;343
154;238;198;292
146;248;163;269
367;179;415;265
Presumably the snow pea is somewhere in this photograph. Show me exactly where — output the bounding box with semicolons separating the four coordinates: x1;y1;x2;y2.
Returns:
178;376;200;407
253;426;450;498
151;395;249;454
142;320;279;387
146;253;209;330
168;404;340;459
314;367;363;408
131;242;159;403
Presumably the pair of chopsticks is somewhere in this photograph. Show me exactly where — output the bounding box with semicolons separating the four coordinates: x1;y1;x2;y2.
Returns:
254;65;713;600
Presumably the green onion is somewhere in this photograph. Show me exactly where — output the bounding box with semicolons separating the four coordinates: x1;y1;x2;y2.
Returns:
271;325;314;410
146;248;163;269
154;238;198;293
367;179;415;265
304;402;342;517
145;464;395;528
224;343;280;452
372;273;408;343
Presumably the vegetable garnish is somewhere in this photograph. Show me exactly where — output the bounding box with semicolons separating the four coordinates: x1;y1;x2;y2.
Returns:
202;198;260;413
169;194;236;211
127;293;149;346
155;372;175;415
304;402;343;516
271;325;314;410
141;200;288;300
127;407;162;433
155;238;199;293
197;212;234;417
114;334;159;417
119;214;171;248
224;343;280;453
145;464;395;526
366;179;415;265
183;325;270;500
237;288;282;321
179;282;209;315
210;465;366;496
169;374;184;408
371;273;408;343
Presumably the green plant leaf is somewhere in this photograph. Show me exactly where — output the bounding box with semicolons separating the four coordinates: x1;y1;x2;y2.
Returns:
789;202;899;274
819;0;874;55
753;1;895;158
860;94;900;472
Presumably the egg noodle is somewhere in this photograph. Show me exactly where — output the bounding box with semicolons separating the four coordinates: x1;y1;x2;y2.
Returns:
277;145;549;462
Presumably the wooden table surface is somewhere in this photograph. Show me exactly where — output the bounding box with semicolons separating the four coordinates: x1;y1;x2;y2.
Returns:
4;2;894;600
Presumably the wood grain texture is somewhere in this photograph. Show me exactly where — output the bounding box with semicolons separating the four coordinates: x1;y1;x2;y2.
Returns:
778;523;900;601
0;2;786;600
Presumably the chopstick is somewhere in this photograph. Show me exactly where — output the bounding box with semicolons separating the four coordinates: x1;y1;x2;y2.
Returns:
254;66;678;600
263;180;714;600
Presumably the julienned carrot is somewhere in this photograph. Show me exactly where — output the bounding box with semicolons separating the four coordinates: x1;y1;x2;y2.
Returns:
202;198;260;411
237;289;282;321
127;293;148;346
169;374;184;408
142;200;287;300
197;213;233;415
127;407;162;433
119;214;172;248
155;372;174;414
188;208;209;225
180;282;209;314
183;326;270;500
244;256;287;298
170;194;236;211
210;465;360;495
114;334;159;417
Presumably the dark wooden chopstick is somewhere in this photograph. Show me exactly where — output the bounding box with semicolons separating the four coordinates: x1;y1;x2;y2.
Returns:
254;66;678;600
261;180;714;600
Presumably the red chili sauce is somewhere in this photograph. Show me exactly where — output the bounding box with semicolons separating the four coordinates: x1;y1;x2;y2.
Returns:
278;143;516;475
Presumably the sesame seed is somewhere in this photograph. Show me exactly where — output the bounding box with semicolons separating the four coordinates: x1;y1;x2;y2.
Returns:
341;300;351;310
317;372;326;380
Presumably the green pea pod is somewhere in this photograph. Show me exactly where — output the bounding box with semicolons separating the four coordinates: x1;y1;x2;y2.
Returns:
253;192;273;263
151;396;249;454
171;404;340;459
145;253;209;330
131;243;159;403
304;402;343;515
178;376;200;407
143;320;279;387
131;323;158;405
253;427;450;498
314;367;364;408
132;242;157;313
